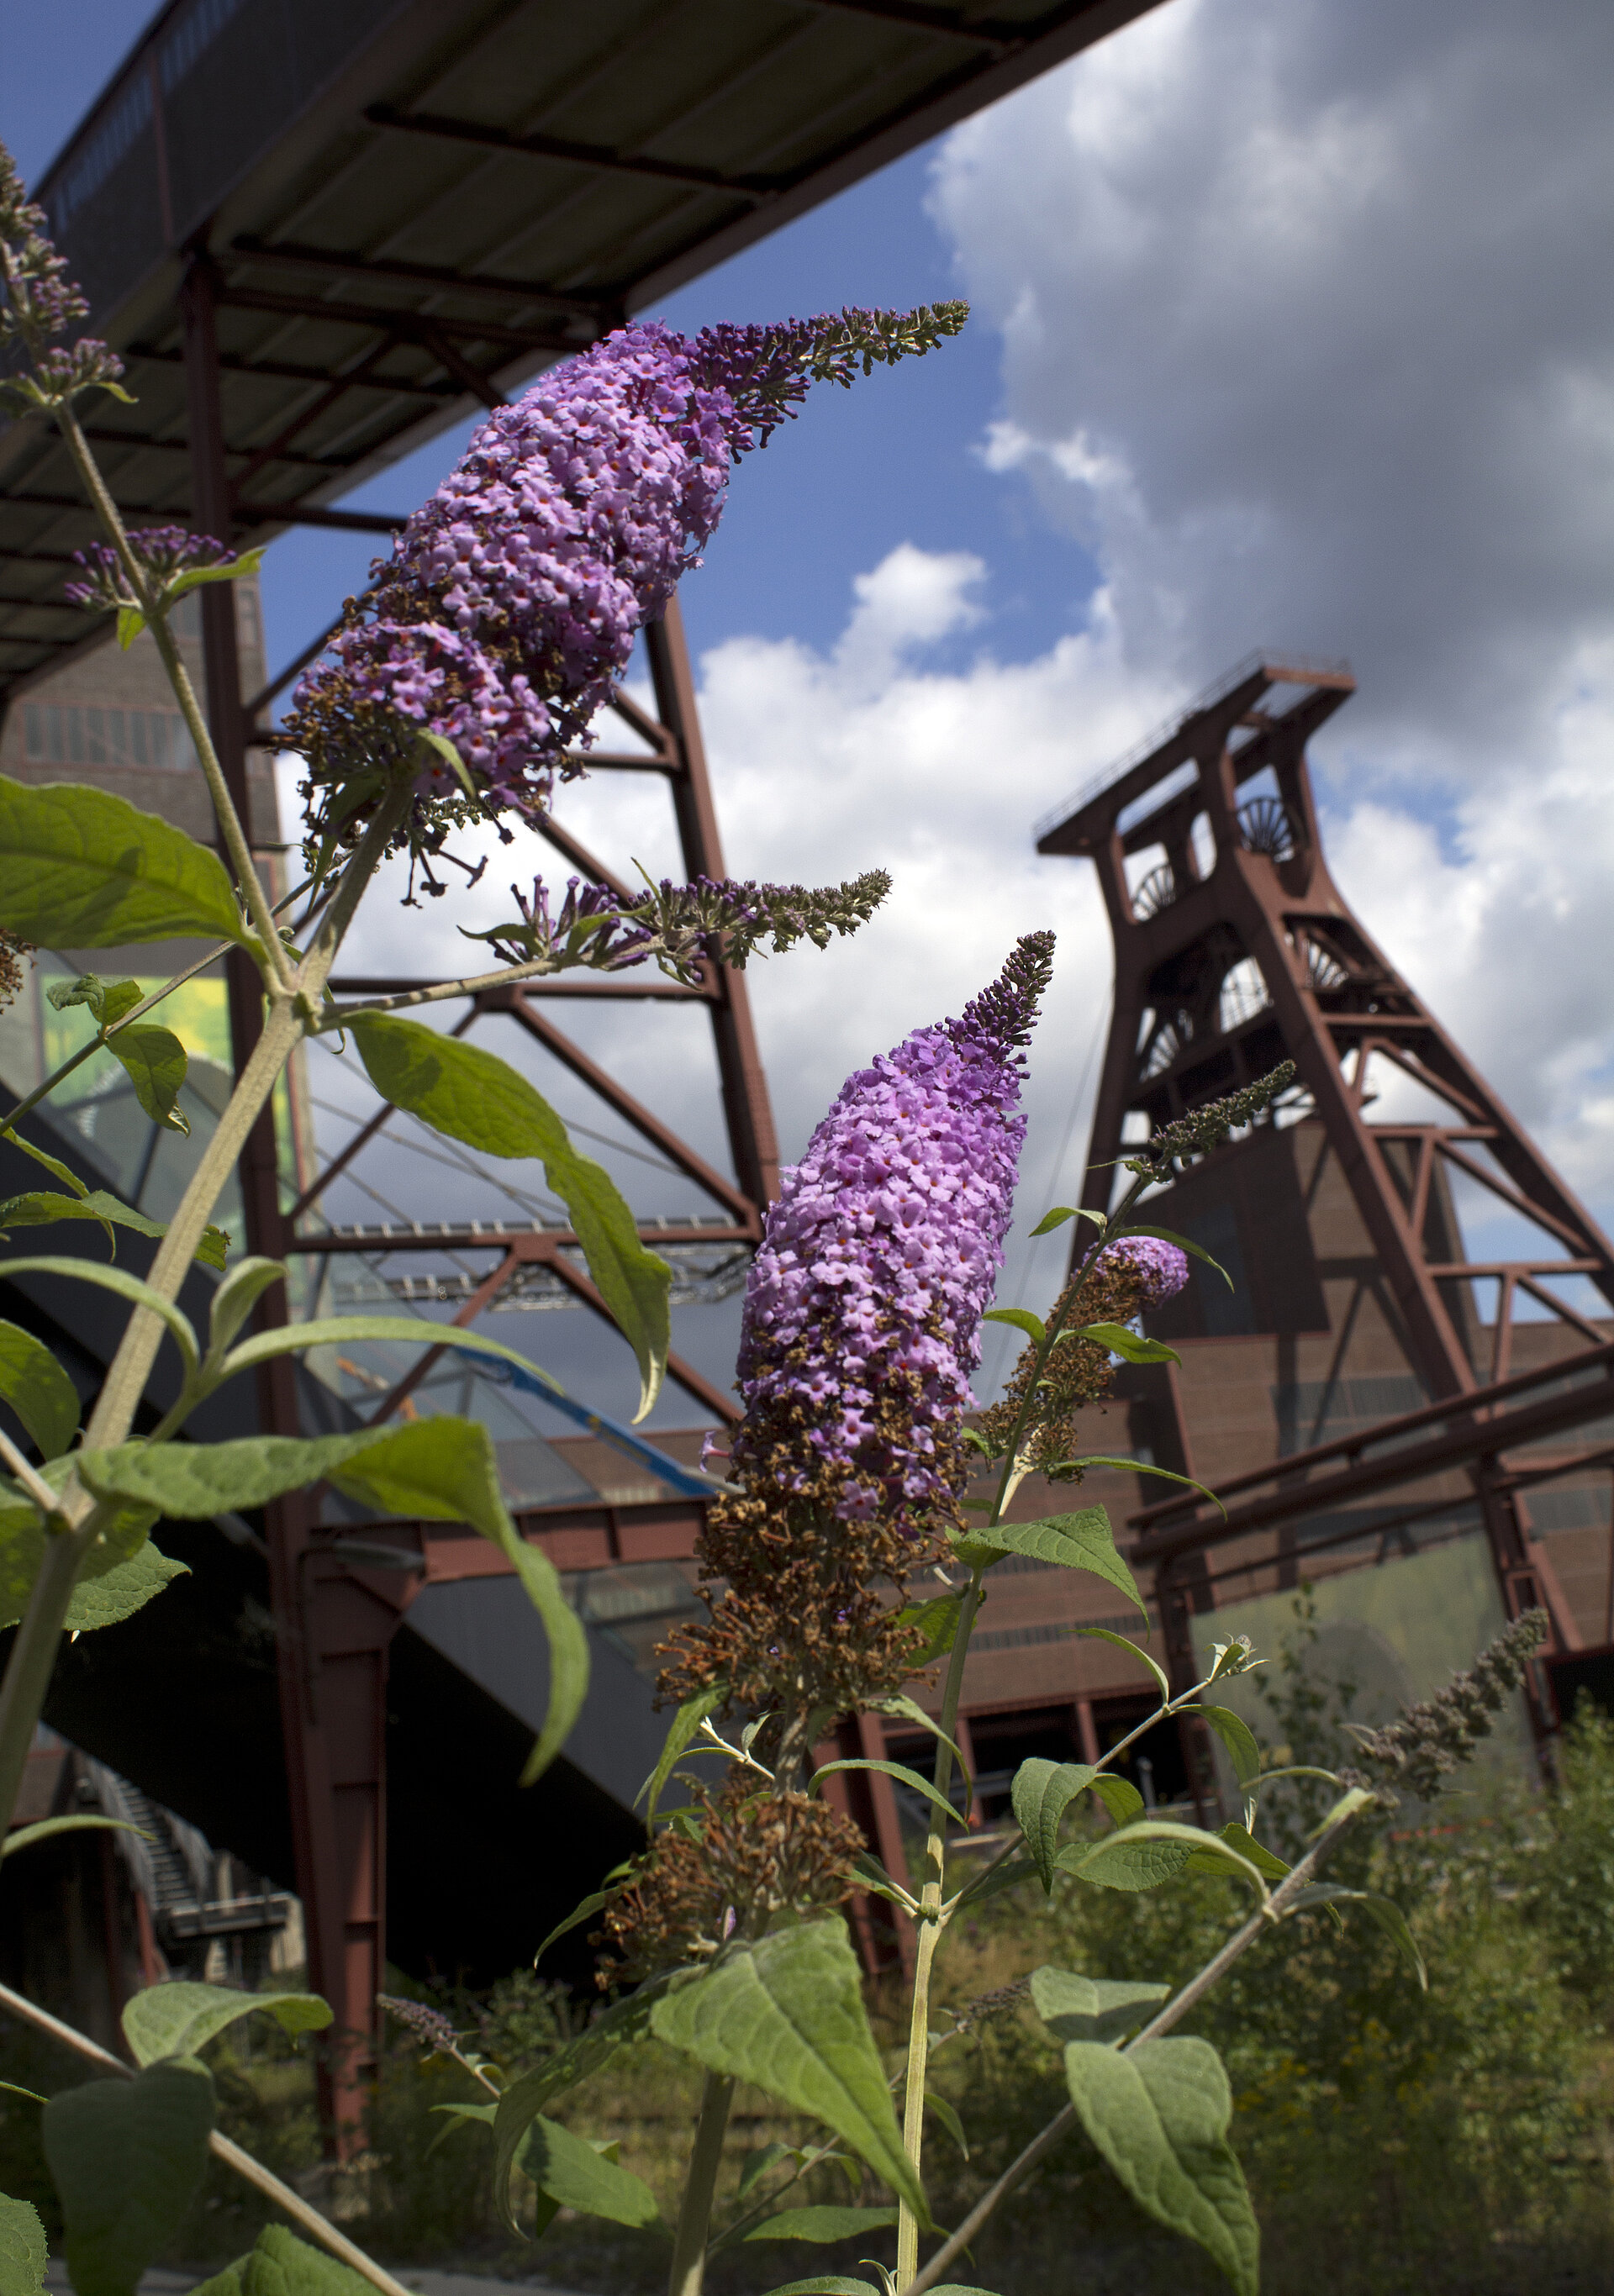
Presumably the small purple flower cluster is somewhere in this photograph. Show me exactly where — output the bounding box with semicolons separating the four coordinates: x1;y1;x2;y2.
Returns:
1;143;124;398
63;528;235;613
733;934;1055;1530
287;306;965;823
1099;1235;1189;1309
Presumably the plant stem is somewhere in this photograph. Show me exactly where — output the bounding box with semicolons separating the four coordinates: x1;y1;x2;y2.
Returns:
667;2070;736;2296
0;1977;415;2296
905;1807;1362;2293
50;403;293;987
894;1562;983;2287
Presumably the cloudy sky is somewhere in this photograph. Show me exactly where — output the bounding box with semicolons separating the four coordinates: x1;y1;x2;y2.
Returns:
6;0;1613;1419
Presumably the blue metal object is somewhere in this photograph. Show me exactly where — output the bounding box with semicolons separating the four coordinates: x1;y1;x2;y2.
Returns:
451;1345;726;1501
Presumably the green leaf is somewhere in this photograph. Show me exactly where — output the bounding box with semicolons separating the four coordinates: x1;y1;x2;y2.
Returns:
649;1921;926;2220
2;1814;151;1862
1061;2038;1258;2296
1058;1458;1227;1517
195;1224;229;1272
925;2090;968;2162
1182;1825;1289;1883
745;2206;897;2242
760;2282;882;2295
192;2225;375;2296
1180;1704;1263;1789
205;1257;287;1360
116;606;145;651
894;1593;961;1665
1076;1322;1181;1366
349;1014;672;1419
1029;1204;1105;1238
61;1541;186;1631
80;1419;588;1787
46;975;144;1027
166;547;265;601
534;1890;609;1966
1076;1626;1169;1700
0;2084;45;2109
1284;1887;1427;1987
1068;1821;1269;1898
2;1126;89;1196
0;1317;81;1458
42;2057;216;2296
0;1454;174;1632
414;729;478;804
1011;1759;1098;1891
1110;1223;1234;1291
1029;1967;1168;2046
217;1314;563;1398
0;778;250;949
1089;1772;1147;1829
106;1026;189;1134
982;1307;1045;1345
814;1757;967;1831
970;1506;1146;1619
0;1260;198;1379
1056;1835;1191;1893
738;2140;796;2196
123;1982;330;2069
493;1971;679;2229
637;1680;727;1821
0;2193;45;2296
519;2113;662;2230
873;1695;971;1785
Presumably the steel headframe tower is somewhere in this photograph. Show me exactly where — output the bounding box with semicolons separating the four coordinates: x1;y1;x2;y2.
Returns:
1036;653;1614;1675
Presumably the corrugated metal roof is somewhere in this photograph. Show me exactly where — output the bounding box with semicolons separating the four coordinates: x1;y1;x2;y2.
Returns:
0;0;1165;704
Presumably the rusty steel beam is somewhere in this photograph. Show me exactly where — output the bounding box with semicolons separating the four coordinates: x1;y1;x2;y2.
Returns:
211;282;578;354
229;234;611;321
361;102;778;202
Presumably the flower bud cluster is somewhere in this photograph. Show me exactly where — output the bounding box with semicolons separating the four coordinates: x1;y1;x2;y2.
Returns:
0;142;124;407
1126;1061;1297;1178
63;528;237;613
1342;1608;1548;1802
467;866;892;985
282;308;965;842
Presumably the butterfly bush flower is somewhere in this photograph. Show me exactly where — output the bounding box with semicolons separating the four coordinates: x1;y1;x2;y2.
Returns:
0;144;124;408
658;935;1055;1749
63;528;238;615
1100;1235;1189;1309
283;305;966;848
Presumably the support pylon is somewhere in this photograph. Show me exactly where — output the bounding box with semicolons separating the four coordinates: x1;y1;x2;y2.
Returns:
1036;654;1614;1675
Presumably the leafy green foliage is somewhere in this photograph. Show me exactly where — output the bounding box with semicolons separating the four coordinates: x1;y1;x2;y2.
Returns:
190;2225;374;2296
349;1014;672;1418
520;2114;662;2231
1028;1967;1168;2047
0;778;250;949
0;2193;45;2296
492;1974;677;2230
637;1680;727;1821
0;1453;178;1632
814;1756;969;1830
1;1814;150;1862
1076;1322;1181;1366
744;2204;897;2241
0;1318;80;1459
1061;2037;1258;2296
0;1259;199;1377
649;1922;926;2219
42;2059;215;2296
106;1026;190;1133
1011;1759;1099;1890
968;1506;1146;1619
122;1984;331;2070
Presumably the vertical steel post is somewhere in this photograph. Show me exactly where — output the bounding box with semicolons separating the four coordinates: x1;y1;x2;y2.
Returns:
182;257;373;2151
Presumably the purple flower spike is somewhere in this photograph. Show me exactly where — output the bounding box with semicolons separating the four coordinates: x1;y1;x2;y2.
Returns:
285;305;966;835
731;933;1055;1534
1100;1235;1189;1309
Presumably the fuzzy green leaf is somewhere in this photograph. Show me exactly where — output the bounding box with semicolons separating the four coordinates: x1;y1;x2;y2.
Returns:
166;548;265;601
1028;1204;1105;1238
0;2194;45;2296
1077;1321;1181;1366
205;1257;287;1359
1076;1625;1170;1699
982;1307;1045;1344
1029;1966;1168;2046
0;1317;80;1458
1011;1758;1097;1890
107;1025;189;1134
1181;1824;1290;1882
493;1974;678;2230
190;2225;375;2296
1180;1703;1263;1789
2;1814;150;1862
349;1014;671;1419
0;777;249;949
533;1890;609;1967
744;2206;897;2242
1056;1835;1191;1893
925;2089;969;2161
759;2282;882;2295
650;1922;926;2220
520;2113;662;2229
0;1258;198;1377
0;1453;174;1632
814;1756;968;1830
42;2058;215;2296
1089;1773;1147;1829
123;1982;330;2069
637;1679;727;1821
1110;1223;1234;1290
1284;1886;1427;1987
1062;2038;1258;2296
46;974;144;1027
894;1592;961;1664
972;1505;1145;1618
